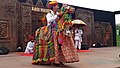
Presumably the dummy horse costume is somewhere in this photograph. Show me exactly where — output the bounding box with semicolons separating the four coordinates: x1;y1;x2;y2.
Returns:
32;5;79;65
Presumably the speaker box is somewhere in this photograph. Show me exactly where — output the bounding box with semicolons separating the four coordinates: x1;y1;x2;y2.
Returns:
0;47;10;55
81;43;89;50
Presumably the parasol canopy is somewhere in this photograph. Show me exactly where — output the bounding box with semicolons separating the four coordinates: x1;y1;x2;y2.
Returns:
72;20;87;26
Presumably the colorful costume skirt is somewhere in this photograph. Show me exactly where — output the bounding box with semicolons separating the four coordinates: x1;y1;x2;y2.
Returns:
32;27;79;65
61;35;79;63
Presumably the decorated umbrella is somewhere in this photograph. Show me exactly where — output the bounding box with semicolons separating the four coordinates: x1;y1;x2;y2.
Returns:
72;19;88;32
72;20;87;27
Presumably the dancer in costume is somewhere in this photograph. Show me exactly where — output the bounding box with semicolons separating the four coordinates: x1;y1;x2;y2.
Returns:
32;1;79;66
32;1;64;65
58;4;79;63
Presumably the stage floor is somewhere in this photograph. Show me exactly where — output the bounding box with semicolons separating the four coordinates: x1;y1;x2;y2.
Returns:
0;47;120;68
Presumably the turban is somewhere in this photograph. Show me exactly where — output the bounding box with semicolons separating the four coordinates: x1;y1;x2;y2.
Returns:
48;1;58;8
29;36;34;41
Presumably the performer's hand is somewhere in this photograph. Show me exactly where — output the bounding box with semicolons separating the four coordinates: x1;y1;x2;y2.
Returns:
58;12;64;16
58;10;69;17
62;3;68;8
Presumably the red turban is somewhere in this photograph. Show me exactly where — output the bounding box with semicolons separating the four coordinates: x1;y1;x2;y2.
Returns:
29;36;34;41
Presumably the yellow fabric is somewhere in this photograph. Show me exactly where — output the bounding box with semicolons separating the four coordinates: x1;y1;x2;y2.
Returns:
48;1;58;7
49;1;58;5
44;26;48;35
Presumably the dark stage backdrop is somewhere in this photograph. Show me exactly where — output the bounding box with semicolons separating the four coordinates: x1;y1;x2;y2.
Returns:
72;6;116;46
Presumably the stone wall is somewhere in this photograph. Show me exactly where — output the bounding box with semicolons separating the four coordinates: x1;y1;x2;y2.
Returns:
0;0;49;51
75;8;94;46
0;0;17;51
94;21;113;46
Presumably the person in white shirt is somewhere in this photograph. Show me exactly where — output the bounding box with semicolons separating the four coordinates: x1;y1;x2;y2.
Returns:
24;36;34;54
46;10;59;26
74;27;83;50
46;3;59;31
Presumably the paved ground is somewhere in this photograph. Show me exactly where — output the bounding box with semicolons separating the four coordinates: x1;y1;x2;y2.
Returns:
0;47;120;68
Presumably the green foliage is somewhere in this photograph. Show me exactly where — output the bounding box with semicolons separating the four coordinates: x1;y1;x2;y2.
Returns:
116;24;120;30
116;24;120;46
116;35;120;46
